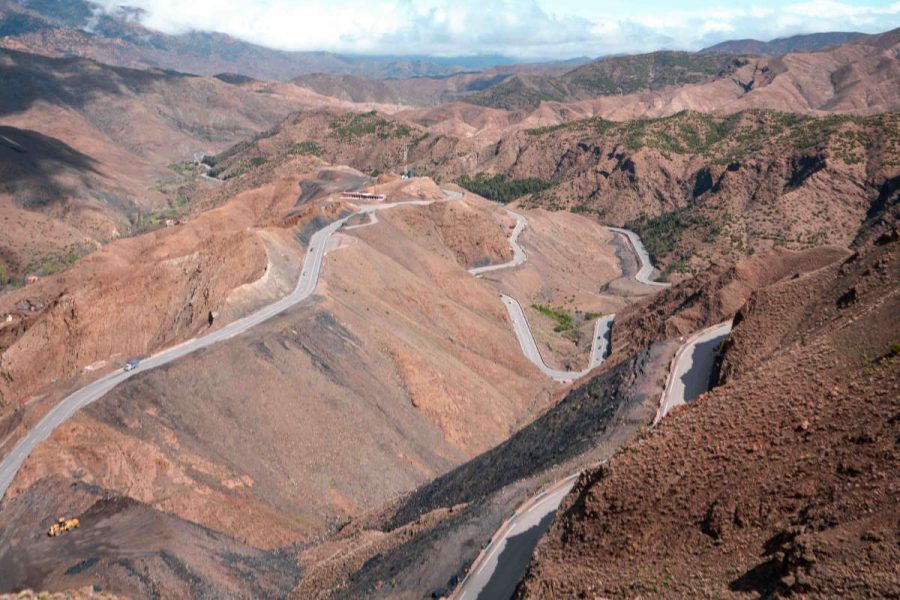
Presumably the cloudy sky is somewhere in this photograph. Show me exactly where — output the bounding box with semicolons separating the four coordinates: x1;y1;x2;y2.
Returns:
95;0;900;59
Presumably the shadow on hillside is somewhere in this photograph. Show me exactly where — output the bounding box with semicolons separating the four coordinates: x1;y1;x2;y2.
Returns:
0;125;101;205
0;47;175;118
384;346;660;531
295;169;371;208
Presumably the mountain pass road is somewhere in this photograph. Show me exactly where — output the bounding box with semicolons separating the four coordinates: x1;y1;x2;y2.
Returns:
0;190;460;500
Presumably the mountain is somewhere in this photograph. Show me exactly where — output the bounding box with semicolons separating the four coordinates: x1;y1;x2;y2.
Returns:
0;0;514;80
0;47;397;284
291;61;585;107
516;231;899;598
461;28;900;112
193;33;899;283
197;103;899;279
462;51;746;110
0;9;897;600
0;165;637;596
702;31;866;55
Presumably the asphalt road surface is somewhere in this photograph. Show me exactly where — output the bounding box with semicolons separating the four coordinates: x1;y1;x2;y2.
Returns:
467;207;615;382
455;474;579;600
500;295;613;383
655;320;733;424
606;226;672;287
451;320;733;600
0;190;460;501
468;209;527;276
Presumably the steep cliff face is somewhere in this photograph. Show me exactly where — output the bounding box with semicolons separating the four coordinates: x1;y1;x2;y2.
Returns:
515;233;899;599
486;111;897;274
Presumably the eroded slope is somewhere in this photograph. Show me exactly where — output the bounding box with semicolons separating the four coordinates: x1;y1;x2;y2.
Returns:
516;232;899;598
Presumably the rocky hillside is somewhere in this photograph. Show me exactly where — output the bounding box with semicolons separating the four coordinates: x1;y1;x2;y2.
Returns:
0;476;300;597
480;110;899;275
0;47;395;285
278;241;862;599
515;231;899;598
290;62;578;108
462;29;899;112
0;170;635;597
205;105;898;280
465;51;745;110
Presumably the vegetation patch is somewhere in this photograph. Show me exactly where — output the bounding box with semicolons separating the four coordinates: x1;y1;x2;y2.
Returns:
626;209;712;263
455;173;555;203
532;304;575;333
568;52;742;95
525;116;617;137
466;78;569;111
521;110;897;167
168;161;196;177
201;140;251;167
289;141;323;156
329;111;413;141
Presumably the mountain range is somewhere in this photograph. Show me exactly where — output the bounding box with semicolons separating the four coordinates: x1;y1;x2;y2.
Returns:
0;5;897;599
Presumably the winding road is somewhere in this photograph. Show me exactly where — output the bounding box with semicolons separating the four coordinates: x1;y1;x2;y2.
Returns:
469;207;616;381
451;319;734;600
655;320;733;424
450;233;727;600
0;190;461;501
606;226;672;287
501;295;613;382
469;209;671;382
468;209;528;276
456;473;580;600
0;183;698;600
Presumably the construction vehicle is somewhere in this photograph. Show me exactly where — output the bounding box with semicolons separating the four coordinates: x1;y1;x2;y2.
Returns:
47;516;79;537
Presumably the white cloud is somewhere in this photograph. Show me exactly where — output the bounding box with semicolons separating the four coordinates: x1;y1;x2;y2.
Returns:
92;0;900;58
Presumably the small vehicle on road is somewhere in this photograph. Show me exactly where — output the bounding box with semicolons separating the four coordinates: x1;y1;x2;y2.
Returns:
123;358;140;371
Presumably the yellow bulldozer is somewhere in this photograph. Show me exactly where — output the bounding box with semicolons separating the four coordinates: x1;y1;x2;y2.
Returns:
47;516;79;537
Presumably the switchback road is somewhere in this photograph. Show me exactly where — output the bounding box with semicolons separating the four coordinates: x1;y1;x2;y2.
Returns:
501;295;613;383
606;226;672;287
468;209;527;276
655;320;733;424
0;191;460;500
451;322;733;600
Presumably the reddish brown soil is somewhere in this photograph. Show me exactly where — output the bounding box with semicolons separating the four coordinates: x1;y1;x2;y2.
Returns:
207;107;897;280
516;235;900;598
0;477;299;598
609;246;851;362
1;173;586;559
0;47;401;281
1;588;125;599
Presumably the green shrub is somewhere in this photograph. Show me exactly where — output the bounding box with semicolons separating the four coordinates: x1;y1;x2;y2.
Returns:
329;111;412;141
532;304;575;332
455;173;555;203
626;209;711;263
289;141;323;156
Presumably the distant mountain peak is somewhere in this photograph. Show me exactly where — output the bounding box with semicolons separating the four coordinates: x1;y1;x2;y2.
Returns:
701;31;865;55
